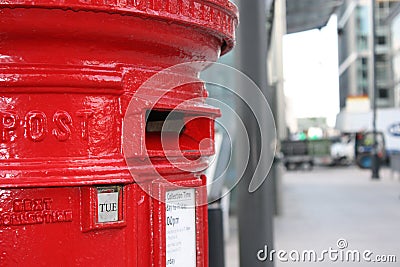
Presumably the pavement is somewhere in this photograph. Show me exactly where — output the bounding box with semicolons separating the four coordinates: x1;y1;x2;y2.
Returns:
225;166;400;266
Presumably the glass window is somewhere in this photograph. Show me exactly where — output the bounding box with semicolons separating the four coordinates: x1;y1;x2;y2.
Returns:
357;35;368;50
377;36;386;45
356;6;370;35
376;54;387;62
357;58;368;69
361;57;368;67
378;88;389;99
376;66;387;81
362;70;368;78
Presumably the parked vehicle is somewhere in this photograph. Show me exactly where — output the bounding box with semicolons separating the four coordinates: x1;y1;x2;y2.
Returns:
330;134;355;165
308;139;334;166
336;108;400;155
355;131;386;169
281;139;334;170
281;140;313;170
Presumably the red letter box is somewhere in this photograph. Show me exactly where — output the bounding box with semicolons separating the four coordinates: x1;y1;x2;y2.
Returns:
0;0;237;266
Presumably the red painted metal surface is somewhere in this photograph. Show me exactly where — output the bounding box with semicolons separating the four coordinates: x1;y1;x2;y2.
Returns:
0;0;237;266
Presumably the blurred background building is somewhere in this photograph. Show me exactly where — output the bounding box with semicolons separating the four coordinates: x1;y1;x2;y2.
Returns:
337;0;399;109
335;0;400;154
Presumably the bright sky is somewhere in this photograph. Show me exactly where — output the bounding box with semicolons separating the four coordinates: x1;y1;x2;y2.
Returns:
283;16;340;128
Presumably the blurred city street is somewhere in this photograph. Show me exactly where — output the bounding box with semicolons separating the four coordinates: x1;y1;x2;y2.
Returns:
2;0;400;265
226;166;400;266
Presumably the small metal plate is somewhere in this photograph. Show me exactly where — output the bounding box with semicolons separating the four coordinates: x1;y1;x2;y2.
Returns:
97;187;119;223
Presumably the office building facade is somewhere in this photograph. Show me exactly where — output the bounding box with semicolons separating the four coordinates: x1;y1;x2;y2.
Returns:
337;0;396;109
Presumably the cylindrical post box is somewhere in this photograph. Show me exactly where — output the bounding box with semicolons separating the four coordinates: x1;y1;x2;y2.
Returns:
0;0;237;266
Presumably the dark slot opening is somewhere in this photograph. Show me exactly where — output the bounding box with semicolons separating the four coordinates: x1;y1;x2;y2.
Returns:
145;110;185;134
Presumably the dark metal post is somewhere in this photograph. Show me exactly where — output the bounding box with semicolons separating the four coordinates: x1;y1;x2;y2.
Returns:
208;204;225;267
370;0;380;179
236;0;275;266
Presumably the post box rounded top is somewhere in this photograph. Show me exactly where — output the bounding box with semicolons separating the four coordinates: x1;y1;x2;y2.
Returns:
1;0;238;55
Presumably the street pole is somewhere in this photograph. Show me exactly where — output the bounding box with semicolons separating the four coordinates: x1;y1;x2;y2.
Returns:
236;0;275;266
370;0;380;179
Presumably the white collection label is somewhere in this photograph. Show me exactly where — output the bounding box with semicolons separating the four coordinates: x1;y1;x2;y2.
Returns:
165;189;196;267
97;191;119;223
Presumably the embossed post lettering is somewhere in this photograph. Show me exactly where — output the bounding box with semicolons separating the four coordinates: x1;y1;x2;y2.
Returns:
0;111;18;143
25;111;47;142
1;198;71;226
76;110;93;141
52;110;72;141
